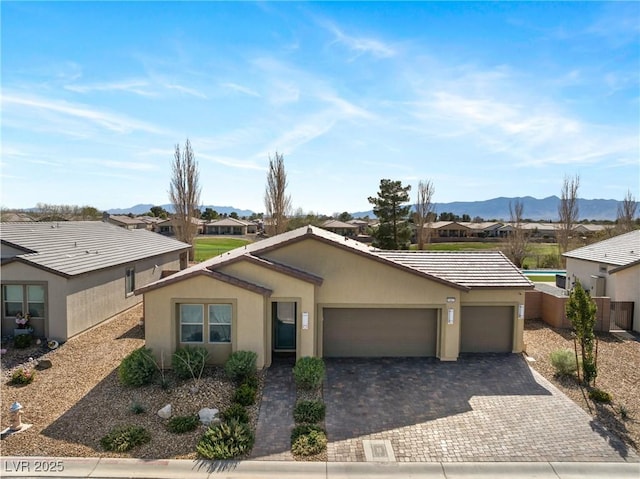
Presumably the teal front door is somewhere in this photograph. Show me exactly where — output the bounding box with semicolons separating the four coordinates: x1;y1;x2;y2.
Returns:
273;302;296;351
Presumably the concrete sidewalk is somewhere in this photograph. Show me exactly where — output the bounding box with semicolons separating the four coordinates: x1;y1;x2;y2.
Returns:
2;457;639;479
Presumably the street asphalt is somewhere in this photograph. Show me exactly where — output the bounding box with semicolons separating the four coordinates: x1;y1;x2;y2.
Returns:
1;457;639;479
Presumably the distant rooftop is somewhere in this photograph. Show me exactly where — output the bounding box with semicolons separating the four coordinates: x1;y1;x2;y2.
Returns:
563;230;640;270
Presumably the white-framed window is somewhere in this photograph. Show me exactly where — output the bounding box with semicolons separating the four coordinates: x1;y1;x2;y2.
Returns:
180;304;204;343
2;284;46;318
209;304;232;343
125;267;135;296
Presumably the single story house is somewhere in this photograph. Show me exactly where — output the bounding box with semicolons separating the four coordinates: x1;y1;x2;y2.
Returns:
430;221;472;238
321;219;359;237
155;217;204;236
137;225;533;369
204;218;257;236
564;230;640;333
1;221;190;341
106;214;149;230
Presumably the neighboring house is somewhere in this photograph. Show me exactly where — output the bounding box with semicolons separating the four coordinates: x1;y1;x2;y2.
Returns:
1;221;190;342
106;214;149;230
431;221;471;238
564;230;640;333
347;219;369;235
459;222;504;238
499;222;558;239
572;224;607;237
154;217;204;236
205;218;257;236
321;219;359;237
137;225;533;369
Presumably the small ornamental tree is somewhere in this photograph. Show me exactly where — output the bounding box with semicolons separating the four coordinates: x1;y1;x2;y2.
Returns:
566;282;598;385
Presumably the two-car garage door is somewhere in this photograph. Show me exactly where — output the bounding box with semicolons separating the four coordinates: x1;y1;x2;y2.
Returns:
323;308;438;357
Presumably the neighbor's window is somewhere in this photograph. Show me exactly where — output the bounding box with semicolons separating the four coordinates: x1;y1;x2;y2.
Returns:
125;267;135;295
209;304;232;343
27;285;46;318
180;304;204;343
3;285;24;317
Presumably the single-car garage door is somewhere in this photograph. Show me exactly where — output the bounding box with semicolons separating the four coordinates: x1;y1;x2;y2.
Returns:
460;306;514;353
323;308;438;357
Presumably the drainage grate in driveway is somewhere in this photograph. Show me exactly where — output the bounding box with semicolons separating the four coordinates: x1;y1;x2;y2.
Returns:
362;439;396;462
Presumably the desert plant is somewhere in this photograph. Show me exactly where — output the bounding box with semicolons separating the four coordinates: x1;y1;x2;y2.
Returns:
618;405;629;420
100;425;151;452
14;334;32;349
589;388;612;404
172;346;208;381
118;347;156;386
550;349;578;377
10;368;35;385
129;401;146;414
293;400;325;424
290;424;327;456
233;382;257;406
243;372;259;390
196;419;255;459
293;357;325;390
167;414;200;434
220;403;249;424
224;351;257;383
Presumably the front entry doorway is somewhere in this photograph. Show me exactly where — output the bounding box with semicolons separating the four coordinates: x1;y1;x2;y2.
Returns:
273;301;296;352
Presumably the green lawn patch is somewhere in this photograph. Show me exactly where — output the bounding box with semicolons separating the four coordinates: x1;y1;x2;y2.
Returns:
194;237;251;262
524;275;556;282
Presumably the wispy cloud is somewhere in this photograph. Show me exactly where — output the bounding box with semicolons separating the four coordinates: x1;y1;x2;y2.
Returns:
322;21;396;59
198;153;265;171
163;83;208;99
65;79;156;97
221;82;260;97
2;92;166;135
84;159;156;171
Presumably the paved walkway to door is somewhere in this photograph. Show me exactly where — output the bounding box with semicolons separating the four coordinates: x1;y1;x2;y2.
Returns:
324;355;639;463
250;359;296;460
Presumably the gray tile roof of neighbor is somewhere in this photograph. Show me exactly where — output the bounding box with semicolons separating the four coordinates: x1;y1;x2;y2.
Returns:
563;230;640;270
1;221;190;277
138;225;532;294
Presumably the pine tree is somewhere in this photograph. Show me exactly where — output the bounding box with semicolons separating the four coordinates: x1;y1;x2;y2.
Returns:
368;179;412;249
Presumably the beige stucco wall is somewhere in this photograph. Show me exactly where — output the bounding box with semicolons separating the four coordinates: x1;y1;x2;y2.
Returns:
220;261;316;365
0;262;67;340
143;274;266;368
611;265;640;333
566;258;607;295
66;252;182;338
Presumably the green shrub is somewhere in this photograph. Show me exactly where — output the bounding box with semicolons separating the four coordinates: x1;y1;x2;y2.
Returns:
221;403;249;424
100;425;151;452
196;419;255;459
14;334;32;349
589;388;612;404
129;401;146;414
167;414;200;434
233;382;257;406
540;253;562;269
243;373;259;390
293;357;325;390
294;400;325;424
291;424;325;443
224;351;257;383
118;347;156;386
172;346;208;380
550;349;578;376
291;425;327;456
10;368;35;385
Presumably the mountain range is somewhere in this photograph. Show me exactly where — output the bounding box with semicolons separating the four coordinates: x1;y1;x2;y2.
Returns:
108;196;623;221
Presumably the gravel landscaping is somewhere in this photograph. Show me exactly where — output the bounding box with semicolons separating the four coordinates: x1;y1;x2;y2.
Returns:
524;319;639;455
0;304;261;459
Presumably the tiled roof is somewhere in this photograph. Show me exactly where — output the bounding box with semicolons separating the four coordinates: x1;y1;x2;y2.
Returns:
1;221;190;277
322;219;358;229
206;218;253;227
108;215;147;225
138;225;532;293
376;251;533;288
563;230;640;268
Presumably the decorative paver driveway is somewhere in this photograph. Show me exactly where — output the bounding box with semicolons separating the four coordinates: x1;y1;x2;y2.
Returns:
324;355;639;462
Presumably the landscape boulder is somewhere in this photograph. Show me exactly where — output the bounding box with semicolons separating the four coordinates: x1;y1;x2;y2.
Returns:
198;408;219;426
35;359;53;370
157;404;172;419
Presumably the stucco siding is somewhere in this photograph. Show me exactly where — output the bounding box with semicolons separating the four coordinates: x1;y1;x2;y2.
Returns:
1;262;67;340
143;275;266;368
612;265;640;333
566;258;608;295
66;253;181;338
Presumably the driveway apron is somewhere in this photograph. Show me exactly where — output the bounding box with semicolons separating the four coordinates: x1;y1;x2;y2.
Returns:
251;358;295;460
324;355;639;463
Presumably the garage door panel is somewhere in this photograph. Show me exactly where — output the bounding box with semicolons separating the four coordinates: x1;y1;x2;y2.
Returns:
460;306;513;353
323;308;437;357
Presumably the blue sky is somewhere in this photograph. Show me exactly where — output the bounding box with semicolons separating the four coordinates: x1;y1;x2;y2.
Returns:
1;1;639;215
